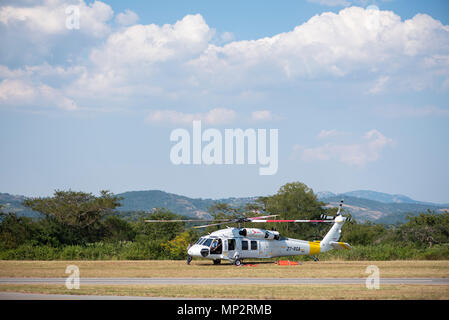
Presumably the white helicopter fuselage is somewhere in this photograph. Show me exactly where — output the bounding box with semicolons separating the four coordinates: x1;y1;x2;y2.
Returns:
187;216;351;264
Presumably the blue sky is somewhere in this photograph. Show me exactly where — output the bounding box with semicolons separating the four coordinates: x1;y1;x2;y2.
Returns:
0;0;448;203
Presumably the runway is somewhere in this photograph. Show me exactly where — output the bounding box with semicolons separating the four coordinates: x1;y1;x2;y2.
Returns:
1;277;448;285
0;292;179;300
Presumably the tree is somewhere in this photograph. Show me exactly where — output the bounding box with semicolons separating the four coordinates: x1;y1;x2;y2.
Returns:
0;212;37;249
22;190;122;244
395;211;449;248
162;231;191;259
133;209;186;241
340;220;387;246
259;182;328;239
103;215;136;242
208;203;241;220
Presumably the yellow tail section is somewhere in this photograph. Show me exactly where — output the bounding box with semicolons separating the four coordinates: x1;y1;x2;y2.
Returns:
308;241;321;255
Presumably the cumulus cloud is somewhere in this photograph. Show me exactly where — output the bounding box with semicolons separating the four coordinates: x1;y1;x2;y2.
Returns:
189;7;449;88
0;0;114;66
296;129;393;166
1;6;449;113
220;31;235;43
65;6;449;106
115;9;138;26
0;78;77;110
0;0;113;36
90;14;212;69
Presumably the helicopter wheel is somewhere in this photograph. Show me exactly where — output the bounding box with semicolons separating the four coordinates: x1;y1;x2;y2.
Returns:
233;259;242;266
187;255;192;265
213;259;221;265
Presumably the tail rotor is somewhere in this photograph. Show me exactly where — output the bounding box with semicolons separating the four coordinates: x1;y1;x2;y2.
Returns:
336;199;344;216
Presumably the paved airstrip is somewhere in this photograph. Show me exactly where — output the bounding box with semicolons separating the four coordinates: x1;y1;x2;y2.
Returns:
1;277;448;285
1;277;448;299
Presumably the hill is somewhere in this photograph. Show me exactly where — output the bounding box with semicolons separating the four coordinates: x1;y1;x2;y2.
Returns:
0;193;40;218
340;190;442;206
1;189;447;224
321;195;449;224
116;190;257;219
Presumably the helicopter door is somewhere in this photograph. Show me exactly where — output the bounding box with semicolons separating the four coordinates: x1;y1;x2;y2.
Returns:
225;239;236;258
210;238;222;255
259;240;270;258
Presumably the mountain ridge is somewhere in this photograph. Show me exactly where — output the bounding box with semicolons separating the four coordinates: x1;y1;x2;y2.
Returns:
1;189;447;224
316;190;445;206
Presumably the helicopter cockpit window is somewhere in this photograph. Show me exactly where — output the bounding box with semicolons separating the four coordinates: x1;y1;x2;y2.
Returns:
203;238;212;247
196;237;205;244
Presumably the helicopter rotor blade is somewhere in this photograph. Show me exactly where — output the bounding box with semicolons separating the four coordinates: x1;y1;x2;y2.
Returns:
144;219;230;223
250;219;334;223
145;215;335;228
192;221;234;229
248;215;278;220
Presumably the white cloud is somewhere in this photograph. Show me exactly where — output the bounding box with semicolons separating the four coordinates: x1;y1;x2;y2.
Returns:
0;0;114;66
0;0;113;37
115;9;138;26
1;7;449;113
297;129;393;166
251;110;273;121
70;7;449;106
368;75;390;94
220;31;235;43
145;108;237;126
189;7;449;87
0;78;77;111
90;14;213;69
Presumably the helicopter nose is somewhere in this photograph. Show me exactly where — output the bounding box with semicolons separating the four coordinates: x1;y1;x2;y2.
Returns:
188;245;201;257
187;245;209;257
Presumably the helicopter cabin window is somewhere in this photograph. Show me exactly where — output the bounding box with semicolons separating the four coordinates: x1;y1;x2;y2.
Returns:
251;240;257;250
242;240;248;250
228;239;236;251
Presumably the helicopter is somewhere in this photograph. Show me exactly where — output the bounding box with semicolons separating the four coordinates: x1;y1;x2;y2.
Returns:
145;200;352;266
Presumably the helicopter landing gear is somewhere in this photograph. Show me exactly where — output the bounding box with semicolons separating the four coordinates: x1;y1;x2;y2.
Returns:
233;259;242;266
213;259;221;265
231;252;242;266
311;255;319;262
187;255;192;265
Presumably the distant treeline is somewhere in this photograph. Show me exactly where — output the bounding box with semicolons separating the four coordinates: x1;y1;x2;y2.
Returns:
0;183;448;261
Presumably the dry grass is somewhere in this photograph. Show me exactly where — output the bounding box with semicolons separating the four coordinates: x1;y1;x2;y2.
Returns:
1;260;448;299
0;260;448;278
0;283;448;300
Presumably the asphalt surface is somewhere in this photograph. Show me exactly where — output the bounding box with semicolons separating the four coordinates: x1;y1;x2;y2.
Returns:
1;277;448;300
0;292;172;300
1;277;448;285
